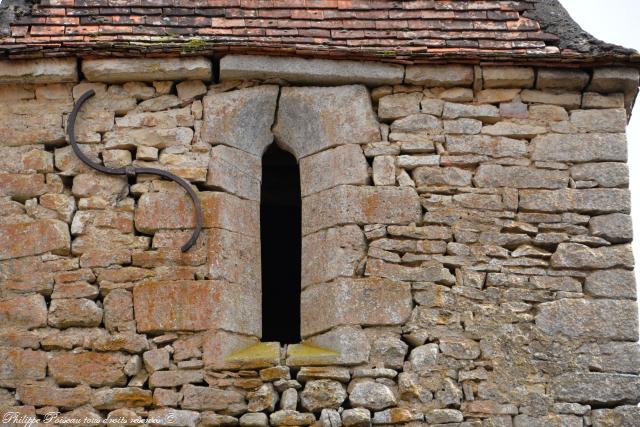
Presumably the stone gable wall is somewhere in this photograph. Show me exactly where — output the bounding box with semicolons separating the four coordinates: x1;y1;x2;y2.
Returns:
0;56;639;426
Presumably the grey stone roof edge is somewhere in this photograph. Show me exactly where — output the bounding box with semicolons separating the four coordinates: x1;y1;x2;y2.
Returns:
525;0;639;57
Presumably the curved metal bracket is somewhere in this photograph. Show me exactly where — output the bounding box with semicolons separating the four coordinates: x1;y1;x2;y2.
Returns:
67;90;203;252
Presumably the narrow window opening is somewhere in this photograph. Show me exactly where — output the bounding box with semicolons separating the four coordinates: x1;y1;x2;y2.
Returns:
260;144;301;344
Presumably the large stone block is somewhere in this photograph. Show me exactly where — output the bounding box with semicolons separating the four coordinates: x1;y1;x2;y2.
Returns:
519;189;630;214
207;228;260;289
202;330;259;370
0;348;47;387
378;93;422;120
570;109;628;133
405;65;474;87
521;90;582;109
570;162;629;188
104;127;193;149
536;299;638;341
531;133;627;162
48;298;103;328
17;383;91;409
483;66;534;88
445;135;527;158
474;165;568;189
133;280;260;335
91;387;153;410
589;67;640;94
584;269;636;299
300;145;369;196
200;85;279;157
181;384;246;412
220;55;403;86
48;352;129;387
536;69;590;91
0;58;78;84
301;185;421;235
589;213;633;243
82;57;212;83
135;191;259;237
206;145;261;201
0;294;48;330
0;173;47;201
273;85;380;159
302;225;366;288
0;219;70;260
0;100;70;146
294;326;370;366
301;278;412;337
551;372;640;405
550;243;634;269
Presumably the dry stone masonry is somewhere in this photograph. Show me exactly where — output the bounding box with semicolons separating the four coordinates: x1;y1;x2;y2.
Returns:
0;53;639;427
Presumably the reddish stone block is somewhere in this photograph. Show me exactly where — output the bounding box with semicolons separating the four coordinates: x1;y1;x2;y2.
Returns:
133;280;260;336
48;352;128;387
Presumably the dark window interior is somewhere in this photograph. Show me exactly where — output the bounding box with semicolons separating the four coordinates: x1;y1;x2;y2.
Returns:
260;144;301;344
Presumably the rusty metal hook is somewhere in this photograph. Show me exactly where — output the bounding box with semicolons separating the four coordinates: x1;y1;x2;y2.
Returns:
67;90;203;252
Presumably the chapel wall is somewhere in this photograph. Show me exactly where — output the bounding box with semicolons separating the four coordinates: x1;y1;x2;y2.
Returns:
0;56;639;426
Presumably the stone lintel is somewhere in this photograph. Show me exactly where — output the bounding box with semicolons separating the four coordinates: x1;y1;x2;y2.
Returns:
219;54;404;86
0;58;78;84
82;57;212;83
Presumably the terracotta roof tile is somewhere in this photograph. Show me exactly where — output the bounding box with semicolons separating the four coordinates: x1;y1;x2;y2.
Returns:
0;0;637;65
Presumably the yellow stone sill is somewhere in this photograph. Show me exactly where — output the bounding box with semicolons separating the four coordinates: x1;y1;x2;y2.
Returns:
223;342;340;369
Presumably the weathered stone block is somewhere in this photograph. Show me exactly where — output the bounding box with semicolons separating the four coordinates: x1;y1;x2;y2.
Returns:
104;127;193;150
48;352;129;387
202;330;259;370
133;280;260;335
17;383;91;409
519;189;630;214
550;243;634;269
483;66;534;88
82;57;212;82
302;225;366;288
301;185;421;235
206;145;261;201
480;122;546;138
536;299;638;340
220;54;404;86
405;65;474;87
48;298;103;328
521;90;582;109
91;387;153;410
148;370;204;389
135;191;259;237
584;269;636;299
536;69;590;91
442;103;500;122
531;133;627;162
372;155;396;186
413;166;472;187
378;93;422;120
300;145;369;196
207;228;260;289
592;405;640;427
570;109;627;133
0;58;78;84
181;384;246;412
0;294;48;330
445;135;527;158
301;278;412;337
0;219;70;260
0;100;69;146
513;415;582;427
474;165;568;189
570;162;629;188
589;213;633;243
589;67;640;94
583;92;625;109
295;326;370;366
551;372;640;405
0;173;47;202
200;86;279;157
274;85;380;158
348;381;397;411
300;379;346;412
0;348;47;386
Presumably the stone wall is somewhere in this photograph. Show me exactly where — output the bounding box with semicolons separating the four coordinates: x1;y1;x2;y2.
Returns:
0;56;639;427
